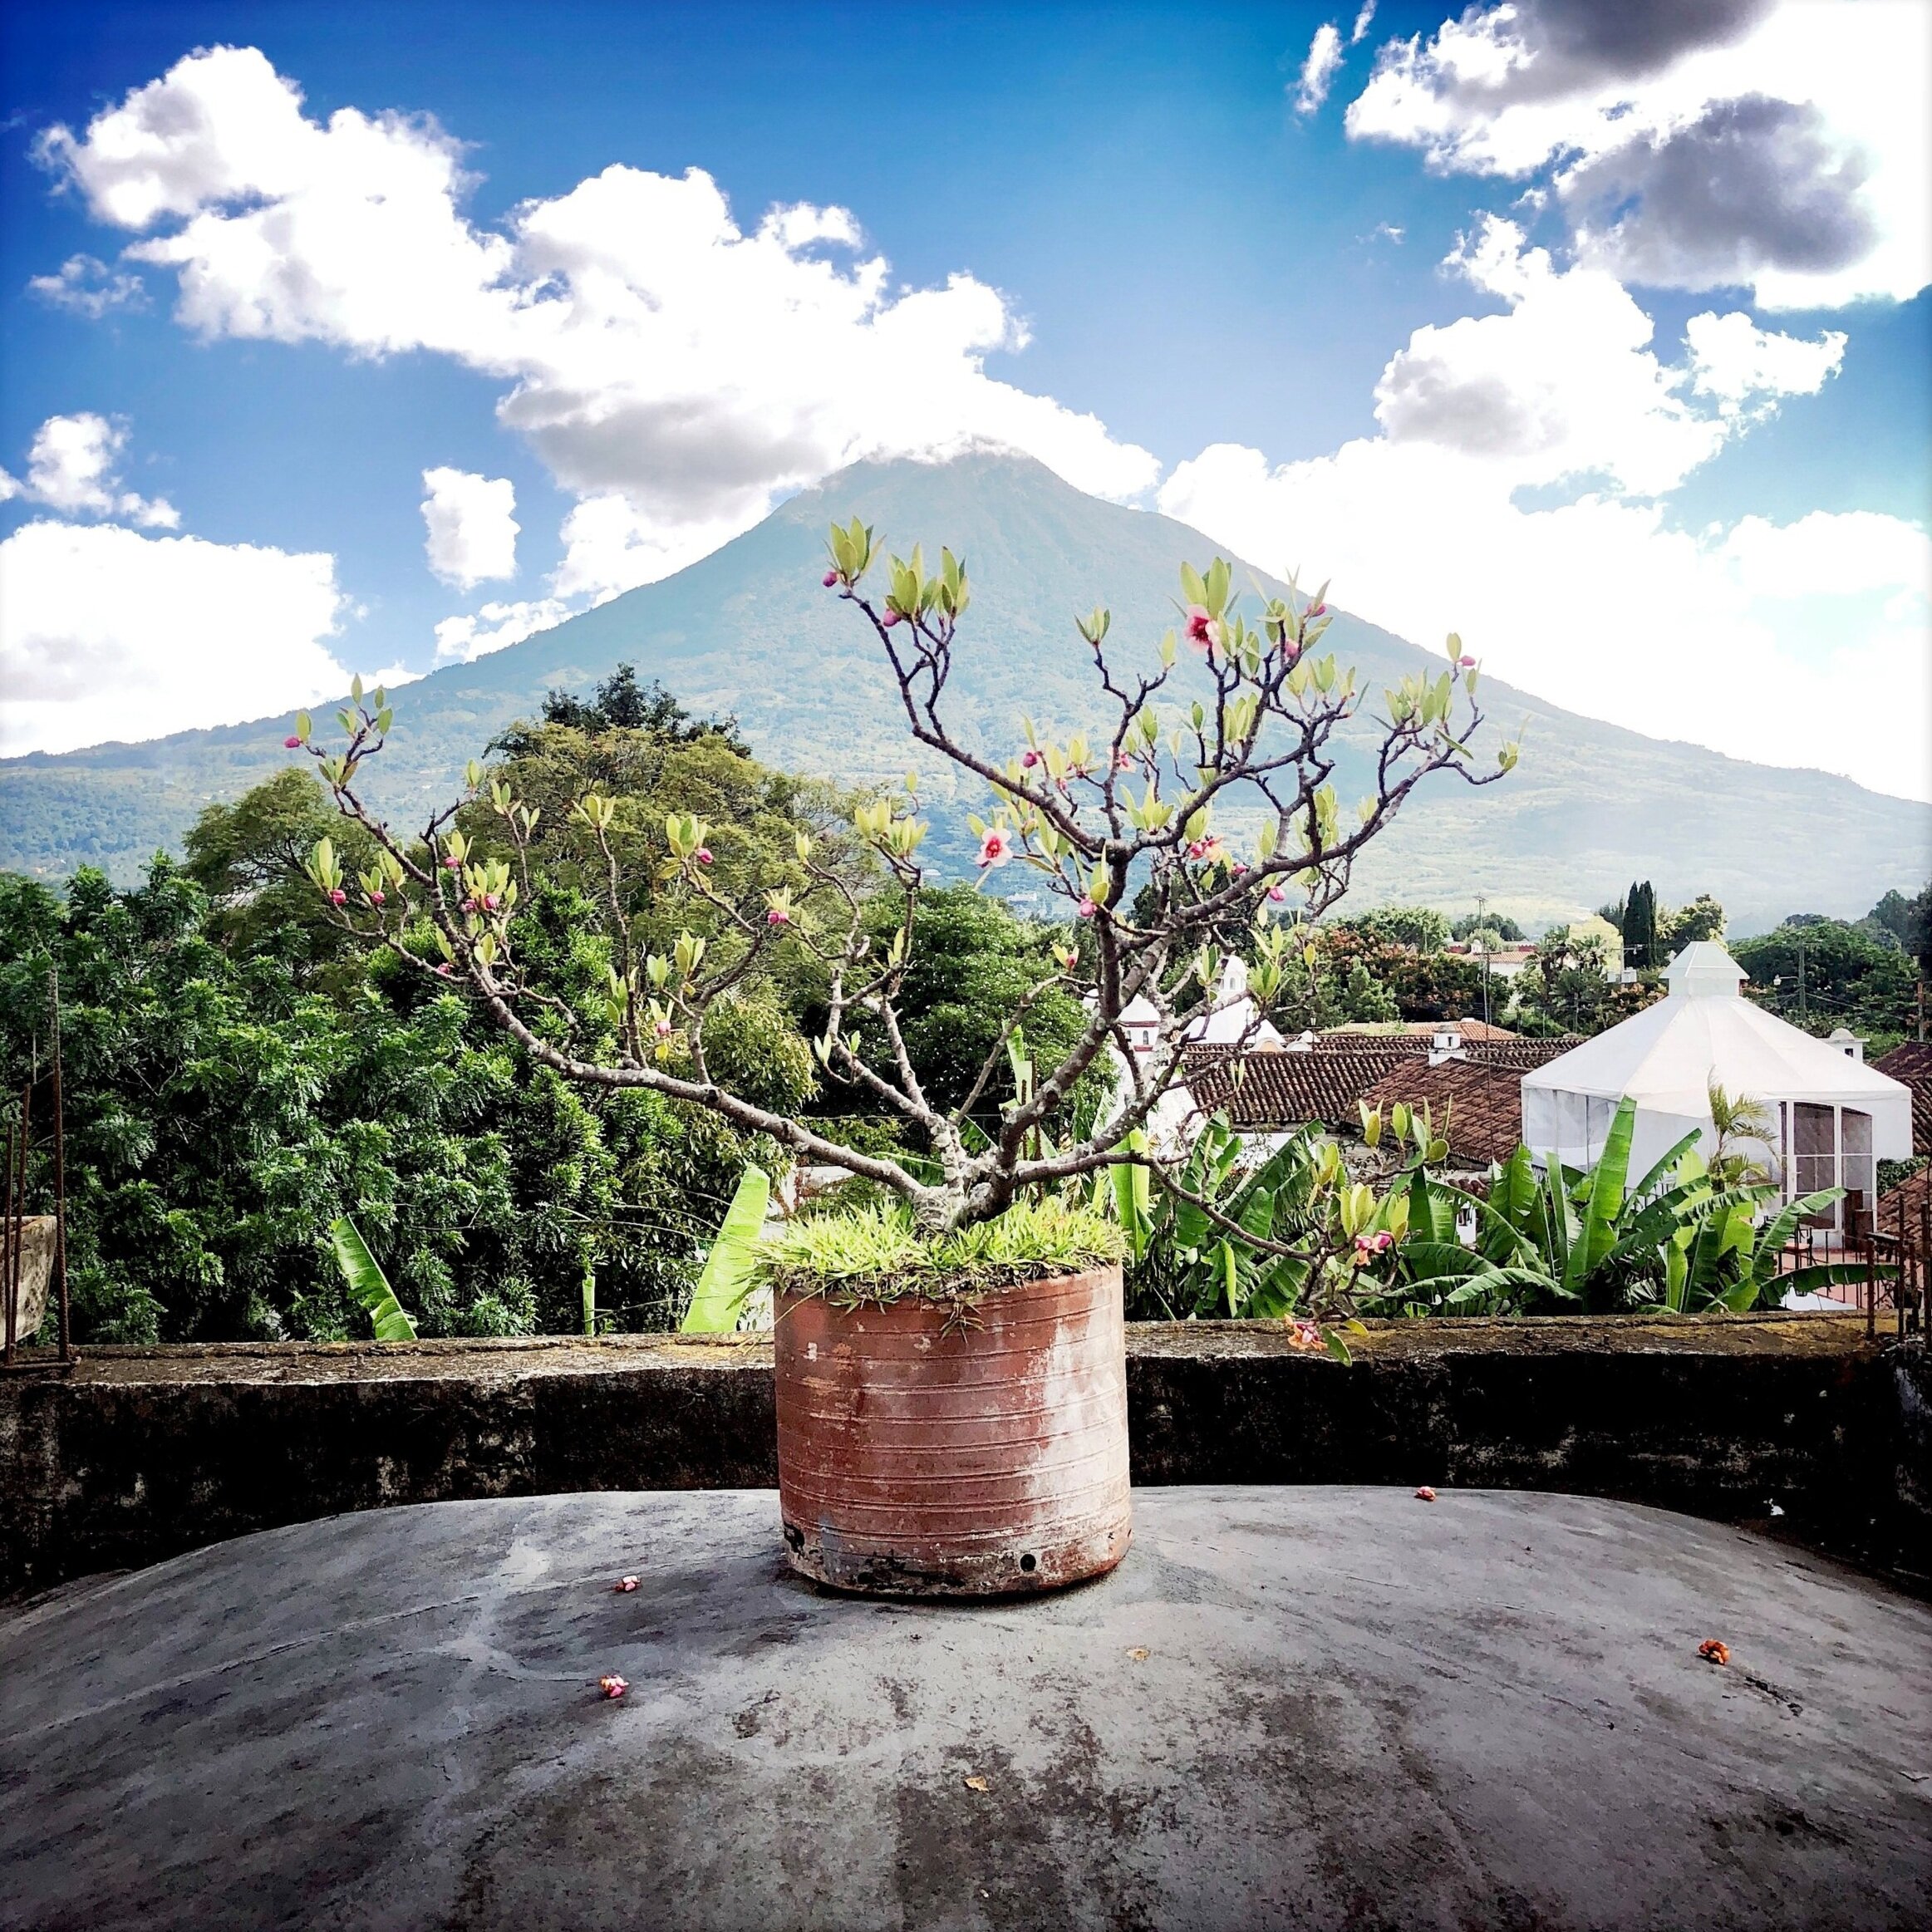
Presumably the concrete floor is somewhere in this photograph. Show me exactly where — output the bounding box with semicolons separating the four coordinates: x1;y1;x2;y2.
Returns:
2;1489;1928;1931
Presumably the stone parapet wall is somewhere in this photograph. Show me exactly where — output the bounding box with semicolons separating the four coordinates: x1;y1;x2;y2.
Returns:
1;1315;1922;1595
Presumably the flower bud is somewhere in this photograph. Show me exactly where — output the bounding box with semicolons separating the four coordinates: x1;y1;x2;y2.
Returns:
822;569;838;587
696;848;713;865
284;735;302;750
1078;897;1098;919
328;888;347;905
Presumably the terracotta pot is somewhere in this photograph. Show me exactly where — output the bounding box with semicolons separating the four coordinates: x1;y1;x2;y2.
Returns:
774;1264;1130;1598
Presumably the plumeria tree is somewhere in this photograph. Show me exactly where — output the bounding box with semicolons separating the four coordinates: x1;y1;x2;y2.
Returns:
299;525;1514;1298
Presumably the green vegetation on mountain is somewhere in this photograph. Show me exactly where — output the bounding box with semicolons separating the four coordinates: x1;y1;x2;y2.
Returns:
3;453;1926;932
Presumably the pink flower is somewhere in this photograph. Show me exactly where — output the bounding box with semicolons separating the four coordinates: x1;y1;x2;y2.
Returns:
462;897;476;913
882;609;901;628
766;905;791;926
1078;897;1098;918
1113;751;1133;772
1231;863;1248;878
654;1020;675;1039
1183;604;1217;651
1020;749;1041;769
1458;654;1477;668
370;890;386;906
976;828;1012;870
283;735;302;749
1308;602;1326;618
614;1576;640;1593
328;888;347;905
696;848;713;866
822;569;838;587
484;893;499;910
1267;885;1287;903
1415;1486;1438;1503
599;1674;628;1699
1373;1231;1394;1253
1285;1320;1324;1352
436;962;454;978
443;856;461;872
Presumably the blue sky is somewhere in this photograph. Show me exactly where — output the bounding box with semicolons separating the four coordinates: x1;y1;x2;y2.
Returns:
2;1;1928;798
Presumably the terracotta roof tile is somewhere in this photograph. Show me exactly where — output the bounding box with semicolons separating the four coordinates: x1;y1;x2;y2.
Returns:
1873;1043;1932;1155
1359;1060;1526;1168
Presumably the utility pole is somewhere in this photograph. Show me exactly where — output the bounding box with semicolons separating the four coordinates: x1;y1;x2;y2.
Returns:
1797;934;1807;1026
1918;976;1925;1044
1476;893;1491;1029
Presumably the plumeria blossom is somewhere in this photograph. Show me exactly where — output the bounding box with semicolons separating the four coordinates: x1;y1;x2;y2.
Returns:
821;570;838;588
1020;748;1041;769
1182;604;1221;651
598;1674;629;1699
1077;897;1099;918
976;826;1014;870
1285;1320;1325;1353
613;1576;640;1593
1415;1487;1438;1503
283;734;302;749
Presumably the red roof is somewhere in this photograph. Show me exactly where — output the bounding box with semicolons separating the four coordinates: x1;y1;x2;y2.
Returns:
1873;1042;1932;1155
1359;1059;1526;1168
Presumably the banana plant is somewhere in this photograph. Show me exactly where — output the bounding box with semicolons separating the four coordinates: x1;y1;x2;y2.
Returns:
1655;1178;1871;1312
1121;1114;1404;1329
681;1166;772;1333
327;1217;418;1341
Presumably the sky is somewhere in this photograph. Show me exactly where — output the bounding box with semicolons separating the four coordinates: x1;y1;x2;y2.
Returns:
2;0;1929;802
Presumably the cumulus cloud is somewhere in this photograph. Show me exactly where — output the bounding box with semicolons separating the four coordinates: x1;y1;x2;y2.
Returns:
1345;0;1930;307
1350;4;1377;46
0;519;351;755
420;466;518;588
1155;224;1927;799
1562;95;1875;290
1295;25;1345;115
432;597;570;663
27;253;148;317
39;46;1158;587
2;413;178;527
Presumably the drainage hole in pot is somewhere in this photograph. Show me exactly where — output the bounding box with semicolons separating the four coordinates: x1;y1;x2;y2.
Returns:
1020;1553;1037;1573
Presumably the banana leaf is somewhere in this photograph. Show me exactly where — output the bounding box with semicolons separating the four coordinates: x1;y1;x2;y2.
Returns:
1571;1097;1636;1289
681;1166;770;1334
328;1217;418;1341
1110;1130;1153;1263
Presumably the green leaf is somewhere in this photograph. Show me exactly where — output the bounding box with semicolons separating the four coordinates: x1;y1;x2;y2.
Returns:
681;1167;770;1333
328;1217;417;1341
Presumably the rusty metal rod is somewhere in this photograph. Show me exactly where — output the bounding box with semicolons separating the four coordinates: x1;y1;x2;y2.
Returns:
52;988;70;1363
4;1084;28;1364
2;1114;14;1368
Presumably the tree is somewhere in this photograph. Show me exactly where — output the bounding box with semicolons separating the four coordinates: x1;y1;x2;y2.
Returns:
1733;918;1920;1047
1453;909;1523;943
1660;894;1724;949
299;534;1513;1293
1866;882;1931;976
1352;905;1452;954
494;664;746;755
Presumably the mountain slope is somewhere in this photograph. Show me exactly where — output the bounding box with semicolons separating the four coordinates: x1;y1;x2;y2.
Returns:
3;451;1925;929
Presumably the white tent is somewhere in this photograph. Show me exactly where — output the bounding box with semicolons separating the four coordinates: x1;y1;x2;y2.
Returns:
1520;942;1913;1228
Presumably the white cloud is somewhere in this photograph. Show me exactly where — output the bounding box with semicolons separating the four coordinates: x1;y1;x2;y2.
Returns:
1345;0;1931;307
432;597;571;664
27;253;148;317
1296;25;1345;115
420;465;518;588
0;519;350;755
1350;3;1377;47
1685;310;1844;417
41;47;1158;589
4;413;178;527
1156;225;1928;800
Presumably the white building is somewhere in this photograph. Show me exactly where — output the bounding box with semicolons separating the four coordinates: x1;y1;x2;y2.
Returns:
1519;942;1913;1231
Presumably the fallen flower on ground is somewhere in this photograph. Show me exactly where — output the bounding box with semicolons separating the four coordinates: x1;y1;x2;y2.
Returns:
598;1674;629;1698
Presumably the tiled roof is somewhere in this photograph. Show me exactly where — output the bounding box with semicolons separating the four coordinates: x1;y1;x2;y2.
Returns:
1873;1043;1932;1155
1183;1046;1415;1132
1182;1038;1570;1134
1875;1162;1930;1240
1359;1059;1526;1168
1319;1020;1523;1044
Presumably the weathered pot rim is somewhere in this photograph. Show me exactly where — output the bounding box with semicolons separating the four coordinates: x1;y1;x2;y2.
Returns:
769;1258;1123;1315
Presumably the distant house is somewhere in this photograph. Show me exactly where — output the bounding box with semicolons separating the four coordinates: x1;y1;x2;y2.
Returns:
1520;943;1915;1232
1358;1058;1535;1174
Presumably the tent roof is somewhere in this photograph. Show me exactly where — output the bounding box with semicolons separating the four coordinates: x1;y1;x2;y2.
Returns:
1522;943;1912;1117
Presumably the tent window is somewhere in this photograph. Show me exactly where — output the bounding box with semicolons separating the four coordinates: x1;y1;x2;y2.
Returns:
1842;1109;1874;1220
1792;1104;1835;1207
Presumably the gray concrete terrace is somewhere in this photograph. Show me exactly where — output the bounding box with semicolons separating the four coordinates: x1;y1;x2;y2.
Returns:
3;1486;1929;1930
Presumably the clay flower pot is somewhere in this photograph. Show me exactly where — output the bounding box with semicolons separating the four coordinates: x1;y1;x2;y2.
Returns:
774;1264;1130;1597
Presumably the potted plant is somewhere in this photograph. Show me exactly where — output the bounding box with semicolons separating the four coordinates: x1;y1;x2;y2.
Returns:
300;528;1507;1595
